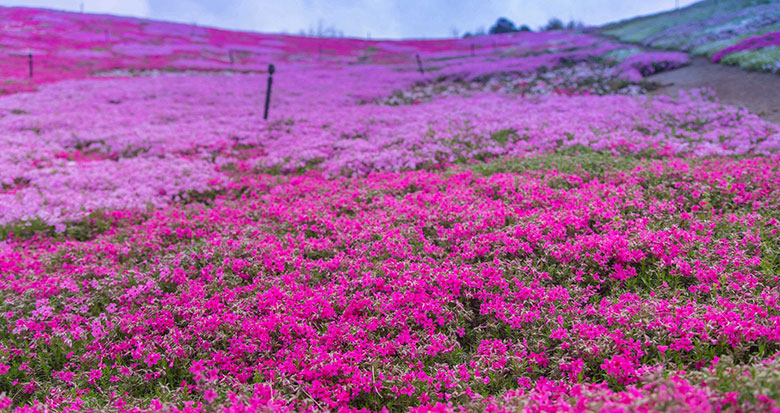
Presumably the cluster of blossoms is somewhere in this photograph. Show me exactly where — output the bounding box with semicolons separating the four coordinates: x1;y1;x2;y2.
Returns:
0;6;322;93
4;73;775;230
712;31;780;62
0;5;779;413
0;16;711;232
381;62;645;106
2;157;780;411
611;52;690;82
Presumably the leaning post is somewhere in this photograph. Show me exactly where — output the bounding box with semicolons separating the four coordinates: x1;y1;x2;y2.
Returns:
263;64;275;120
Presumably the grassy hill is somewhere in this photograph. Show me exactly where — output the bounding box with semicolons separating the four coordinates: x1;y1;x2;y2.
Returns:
603;0;780;72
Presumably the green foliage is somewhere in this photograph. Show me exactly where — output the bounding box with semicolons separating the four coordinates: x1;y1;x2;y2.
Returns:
694;356;780;406
720;45;780;72
489;128;517;145
469;146;640;177
0;210;140;241
178;188;226;205
0;218;56;239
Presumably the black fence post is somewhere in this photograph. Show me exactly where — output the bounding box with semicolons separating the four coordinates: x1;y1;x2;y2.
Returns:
28;53;33;78
416;54;424;75
471;44;475;56
264;64;275;120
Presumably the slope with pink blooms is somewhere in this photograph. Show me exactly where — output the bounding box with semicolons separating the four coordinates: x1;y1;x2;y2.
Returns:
1;6;779;413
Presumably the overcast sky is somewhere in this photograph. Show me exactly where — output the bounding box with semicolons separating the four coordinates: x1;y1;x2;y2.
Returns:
1;0;700;39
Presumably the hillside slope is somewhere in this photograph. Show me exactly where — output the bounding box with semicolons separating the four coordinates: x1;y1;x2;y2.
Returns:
0;6;696;232
0;6;479;95
2;6;780;413
603;0;780;72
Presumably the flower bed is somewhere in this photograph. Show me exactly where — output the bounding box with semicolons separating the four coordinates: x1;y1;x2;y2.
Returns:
0;6;779;413
712;31;780;62
2;155;780;411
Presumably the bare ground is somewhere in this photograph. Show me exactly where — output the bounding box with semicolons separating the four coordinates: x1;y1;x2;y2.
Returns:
648;56;780;125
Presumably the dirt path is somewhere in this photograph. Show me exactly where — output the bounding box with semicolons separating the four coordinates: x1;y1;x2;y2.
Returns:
647;56;780;125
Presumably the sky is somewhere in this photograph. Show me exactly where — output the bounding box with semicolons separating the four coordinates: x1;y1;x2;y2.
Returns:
0;0;700;39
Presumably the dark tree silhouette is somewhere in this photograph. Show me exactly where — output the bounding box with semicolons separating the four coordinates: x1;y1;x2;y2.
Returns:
542;17;564;31
489;17;518;34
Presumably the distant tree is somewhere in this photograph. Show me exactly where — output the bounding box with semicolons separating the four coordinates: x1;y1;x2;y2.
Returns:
464;19;531;38
566;20;585;30
541;17;564;31
303;19;344;38
451;27;460;37
489;17;517;35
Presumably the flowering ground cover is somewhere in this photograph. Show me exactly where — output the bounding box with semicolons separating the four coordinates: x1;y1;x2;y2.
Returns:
603;0;780;73
1;6;780;413
3;153;780;412
0;10;696;234
0;6;675;95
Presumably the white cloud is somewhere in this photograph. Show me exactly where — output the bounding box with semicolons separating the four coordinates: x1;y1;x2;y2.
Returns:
145;0;222;27
1;0;150;17
0;0;704;38
169;0;701;38
221;0;403;38
494;0;701;28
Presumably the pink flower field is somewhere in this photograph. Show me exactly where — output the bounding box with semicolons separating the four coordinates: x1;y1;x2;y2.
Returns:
1;6;780;413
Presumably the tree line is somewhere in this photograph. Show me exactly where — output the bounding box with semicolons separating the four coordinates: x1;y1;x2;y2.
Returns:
463;17;585;37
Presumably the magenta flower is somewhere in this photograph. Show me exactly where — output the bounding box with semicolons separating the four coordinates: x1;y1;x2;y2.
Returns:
145;353;161;367
203;388;218;403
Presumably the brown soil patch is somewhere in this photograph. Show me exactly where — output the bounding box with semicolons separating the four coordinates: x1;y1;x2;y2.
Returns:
648;56;780;125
